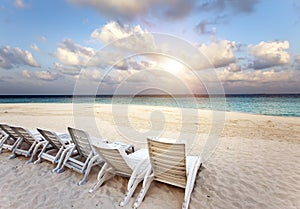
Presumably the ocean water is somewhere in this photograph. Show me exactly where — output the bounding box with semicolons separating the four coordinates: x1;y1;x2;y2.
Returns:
0;95;299;117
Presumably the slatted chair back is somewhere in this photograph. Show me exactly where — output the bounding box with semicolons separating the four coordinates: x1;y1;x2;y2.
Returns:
147;138;187;188
0;124;22;141
12;126;38;145
94;145;132;175
0;126;6;138
37;128;63;150
68;127;93;158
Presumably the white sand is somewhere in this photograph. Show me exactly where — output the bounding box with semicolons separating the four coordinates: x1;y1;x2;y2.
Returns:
0;103;299;209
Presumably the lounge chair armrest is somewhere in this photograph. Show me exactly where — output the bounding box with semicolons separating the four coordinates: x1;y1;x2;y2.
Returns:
57;133;72;144
183;157;202;209
111;141;134;154
11;137;23;150
186;157;202;176
90;137;108;144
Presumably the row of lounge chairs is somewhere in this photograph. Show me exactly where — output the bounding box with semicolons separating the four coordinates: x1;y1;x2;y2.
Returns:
0;123;202;209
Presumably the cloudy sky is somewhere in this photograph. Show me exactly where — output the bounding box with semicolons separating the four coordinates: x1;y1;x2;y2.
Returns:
1;0;300;95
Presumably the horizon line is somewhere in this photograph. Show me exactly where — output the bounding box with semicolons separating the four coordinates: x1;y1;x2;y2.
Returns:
0;93;300;97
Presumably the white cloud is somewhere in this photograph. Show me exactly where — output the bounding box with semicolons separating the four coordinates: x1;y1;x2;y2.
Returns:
74;69;102;81
68;0;196;20
91;23;239;72
14;0;28;8
55;39;96;66
22;70;32;78
22;70;59;81
218;68;297;83
225;63;241;72
91;21;156;52
217;68;300;93
91;21;144;42
249;40;290;69
198;40;237;68
35;71;59;81
30;44;39;51
0;45;40;69
53;62;81;75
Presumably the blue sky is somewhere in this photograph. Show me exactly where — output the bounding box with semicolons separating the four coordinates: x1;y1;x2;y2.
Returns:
1;0;300;95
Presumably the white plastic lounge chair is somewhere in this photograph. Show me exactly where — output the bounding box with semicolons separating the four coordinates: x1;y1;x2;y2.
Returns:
0;124;43;161
0;124;22;154
0;126;8;144
34;128;73;170
0;125;44;162
133;137;202;209
10;126;45;163
55;127;106;185
89;142;149;207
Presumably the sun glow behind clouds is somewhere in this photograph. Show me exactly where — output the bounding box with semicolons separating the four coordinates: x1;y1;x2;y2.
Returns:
161;58;187;75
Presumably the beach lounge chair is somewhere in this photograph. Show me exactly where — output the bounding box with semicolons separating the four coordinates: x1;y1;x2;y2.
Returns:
0;124;30;154
0;125;44;162
0;126;7;142
34;128;73;170
55;127;106;185
133;137;202;209
0;124;19;154
89;142;149;207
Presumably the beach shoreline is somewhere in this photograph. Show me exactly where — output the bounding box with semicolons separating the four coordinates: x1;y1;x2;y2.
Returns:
0;103;299;209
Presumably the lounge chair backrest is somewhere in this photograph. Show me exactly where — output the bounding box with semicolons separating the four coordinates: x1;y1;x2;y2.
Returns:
12;126;37;144
68;127;93;158
0;124;21;141
147;138;187;188
37;128;63;150
94;145;132;175
0;125;5;137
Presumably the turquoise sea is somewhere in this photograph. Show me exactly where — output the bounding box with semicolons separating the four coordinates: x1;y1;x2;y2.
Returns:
0;95;300;117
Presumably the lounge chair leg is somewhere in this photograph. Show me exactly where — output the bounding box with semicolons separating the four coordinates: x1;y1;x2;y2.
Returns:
34;158;41;164
89;163;113;193
26;141;38;163
8;153;16;160
56;167;65;173
119;179;141;207
26;159;32;164
28;141;47;164
133;176;154;209
8;137;23;160
89;178;104;193
89;172;114;193
0;136;9;153
11;137;23;151
33;148;44;164
78;155;99;186
54;146;74;173
53;146;65;164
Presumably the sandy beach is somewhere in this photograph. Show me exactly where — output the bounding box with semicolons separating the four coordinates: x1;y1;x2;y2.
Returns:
0;103;300;209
